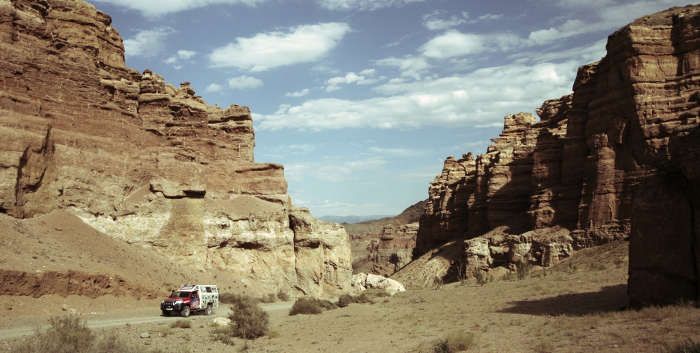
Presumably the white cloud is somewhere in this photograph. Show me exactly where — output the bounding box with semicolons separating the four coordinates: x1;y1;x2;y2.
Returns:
286;88;310;98
420;30;521;59
514;39;607;64
528;19;592;45
422;10;468;31
292;198;385;217
325;69;379;92
257;60;582;131
368;146;423;157
209;22;351;71
205;83;224;93
376;55;430;79
164;49;197;69
176;49;197;60
123;27;173;57
92;0;264;17
285;157;386;182
475;13;503;22
317;0;424;11
527;0;688;45
227;75;263;90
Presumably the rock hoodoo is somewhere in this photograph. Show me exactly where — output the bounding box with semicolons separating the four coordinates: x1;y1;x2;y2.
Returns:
0;0;351;297
415;5;700;306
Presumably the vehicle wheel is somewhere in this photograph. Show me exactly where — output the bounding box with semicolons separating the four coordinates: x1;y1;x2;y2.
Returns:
161;310;169;317
180;306;190;317
205;304;212;316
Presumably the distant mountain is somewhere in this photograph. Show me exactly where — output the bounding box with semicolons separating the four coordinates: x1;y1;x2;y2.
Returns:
318;215;392;224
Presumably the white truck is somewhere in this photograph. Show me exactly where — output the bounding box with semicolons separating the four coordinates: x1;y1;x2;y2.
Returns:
160;284;219;317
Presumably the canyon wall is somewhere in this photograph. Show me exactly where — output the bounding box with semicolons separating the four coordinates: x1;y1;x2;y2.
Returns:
415;5;700;305
0;0;351;298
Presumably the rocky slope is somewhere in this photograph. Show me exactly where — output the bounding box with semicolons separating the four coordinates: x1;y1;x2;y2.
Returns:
0;0;351;298
414;5;700;306
347;200;425;275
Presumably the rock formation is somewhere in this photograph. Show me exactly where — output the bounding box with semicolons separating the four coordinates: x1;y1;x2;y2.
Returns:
347;200;425;276
365;223;418;276
0;0;351;298
415;5;700;306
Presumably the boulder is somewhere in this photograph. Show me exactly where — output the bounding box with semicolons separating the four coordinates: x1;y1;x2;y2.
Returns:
351;273;406;296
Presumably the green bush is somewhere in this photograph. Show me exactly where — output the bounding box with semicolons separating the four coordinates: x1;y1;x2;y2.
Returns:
289;297;337;315
337;293;373;307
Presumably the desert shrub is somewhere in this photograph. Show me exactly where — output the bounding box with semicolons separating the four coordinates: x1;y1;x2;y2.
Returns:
11;315;171;353
475;270;491;286
259;293;276;303
13;315;95;353
337;293;373;307
589;262;608;271
289;297;337;315
533;341;555;353
276;290;290;301
226;295;269;339
170;319;191;329
517;261;531;280
211;327;236;346
364;288;391;299
668;340;700;353
220;293;258;305
429;331;476;353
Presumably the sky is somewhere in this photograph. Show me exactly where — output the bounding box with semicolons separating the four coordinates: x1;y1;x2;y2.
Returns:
87;0;690;217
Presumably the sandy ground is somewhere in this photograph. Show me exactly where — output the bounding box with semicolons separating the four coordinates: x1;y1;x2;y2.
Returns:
1;242;698;353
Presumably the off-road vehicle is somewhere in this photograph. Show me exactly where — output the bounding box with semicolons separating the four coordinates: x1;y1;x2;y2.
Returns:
160;284;219;317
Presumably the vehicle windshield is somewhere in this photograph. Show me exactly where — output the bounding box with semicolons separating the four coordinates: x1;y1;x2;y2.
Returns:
169;291;191;298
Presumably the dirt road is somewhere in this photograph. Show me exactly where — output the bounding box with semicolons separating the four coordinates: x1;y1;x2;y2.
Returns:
0;302;293;340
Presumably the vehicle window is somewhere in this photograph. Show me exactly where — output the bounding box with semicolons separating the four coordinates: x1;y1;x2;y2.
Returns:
177;291;191;298
206;287;212;293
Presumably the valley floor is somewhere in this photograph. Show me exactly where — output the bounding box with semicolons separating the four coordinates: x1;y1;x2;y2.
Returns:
1;242;699;353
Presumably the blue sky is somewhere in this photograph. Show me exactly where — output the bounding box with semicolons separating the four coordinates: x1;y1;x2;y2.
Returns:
88;0;689;217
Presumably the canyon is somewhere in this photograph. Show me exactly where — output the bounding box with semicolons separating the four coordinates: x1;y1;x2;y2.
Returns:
412;4;700;306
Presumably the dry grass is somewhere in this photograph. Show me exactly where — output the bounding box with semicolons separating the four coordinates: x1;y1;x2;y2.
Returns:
10;315;177;353
337;293;374;307
170;319;191;329
416;331;477;353
667;340;700;353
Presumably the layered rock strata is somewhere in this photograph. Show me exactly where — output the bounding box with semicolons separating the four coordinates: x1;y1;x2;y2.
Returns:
0;0;351;297
416;5;700;305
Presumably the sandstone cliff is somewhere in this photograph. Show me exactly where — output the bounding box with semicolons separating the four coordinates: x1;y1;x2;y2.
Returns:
0;0;351;298
414;5;700;306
